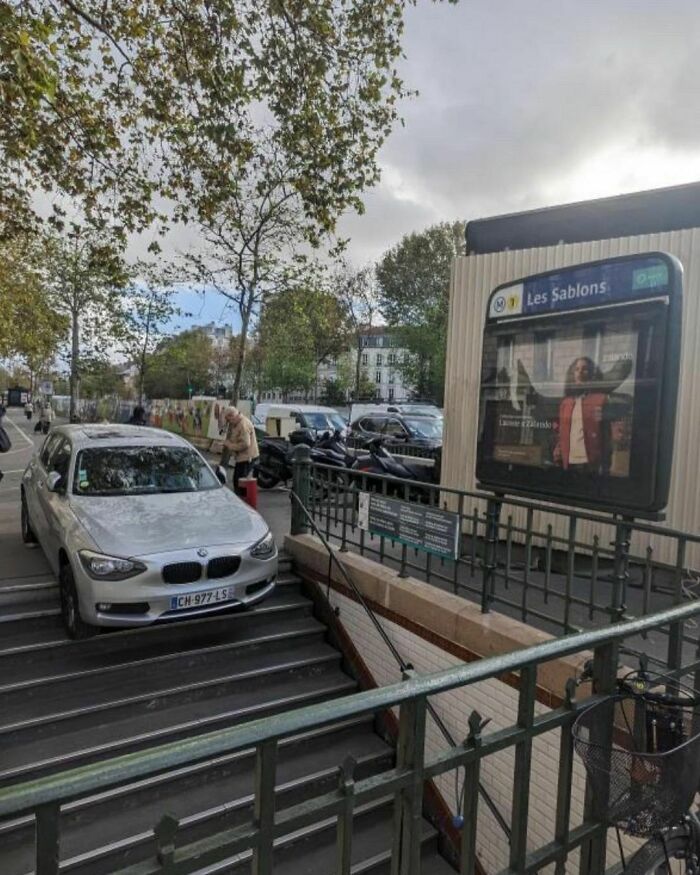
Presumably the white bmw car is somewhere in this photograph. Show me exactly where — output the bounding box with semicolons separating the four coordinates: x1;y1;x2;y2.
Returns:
21;424;277;638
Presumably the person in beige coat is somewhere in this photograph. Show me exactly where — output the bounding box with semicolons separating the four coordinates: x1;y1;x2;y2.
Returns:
222;407;259;495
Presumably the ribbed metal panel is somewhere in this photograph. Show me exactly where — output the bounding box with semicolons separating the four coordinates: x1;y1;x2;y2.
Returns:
443;229;700;568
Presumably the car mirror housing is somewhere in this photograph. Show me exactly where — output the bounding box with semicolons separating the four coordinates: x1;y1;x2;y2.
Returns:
46;471;63;492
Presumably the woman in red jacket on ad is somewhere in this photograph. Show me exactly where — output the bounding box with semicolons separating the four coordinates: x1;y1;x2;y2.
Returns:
553;357;611;474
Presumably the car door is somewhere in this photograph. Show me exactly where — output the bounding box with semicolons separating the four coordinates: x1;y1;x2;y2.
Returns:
25;432;63;546
36;437;73;572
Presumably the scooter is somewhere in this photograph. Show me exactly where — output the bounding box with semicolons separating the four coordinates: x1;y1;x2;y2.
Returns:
256;429;356;489
351;438;440;501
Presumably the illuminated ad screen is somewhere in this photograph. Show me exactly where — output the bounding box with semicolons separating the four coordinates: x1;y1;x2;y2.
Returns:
476;253;682;514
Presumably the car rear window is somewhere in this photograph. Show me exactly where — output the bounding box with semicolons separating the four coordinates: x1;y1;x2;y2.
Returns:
73;446;219;496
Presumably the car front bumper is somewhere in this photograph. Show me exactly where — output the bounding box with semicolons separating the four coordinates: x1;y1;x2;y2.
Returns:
73;545;278;627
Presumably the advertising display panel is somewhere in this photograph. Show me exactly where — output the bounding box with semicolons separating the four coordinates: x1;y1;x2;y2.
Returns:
476;253;682;514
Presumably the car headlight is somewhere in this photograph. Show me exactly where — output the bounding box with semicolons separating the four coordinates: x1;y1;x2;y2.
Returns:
250;531;276;559
79;550;147;581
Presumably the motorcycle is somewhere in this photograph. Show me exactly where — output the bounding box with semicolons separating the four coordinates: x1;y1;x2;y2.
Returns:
256;429;356;490
350;438;441;502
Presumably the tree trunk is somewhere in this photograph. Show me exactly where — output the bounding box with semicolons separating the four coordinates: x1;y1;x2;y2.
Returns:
231;293;253;405
69;301;80;421
354;334;362;399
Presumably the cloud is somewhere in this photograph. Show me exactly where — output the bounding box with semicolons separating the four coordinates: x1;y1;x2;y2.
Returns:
338;0;700;264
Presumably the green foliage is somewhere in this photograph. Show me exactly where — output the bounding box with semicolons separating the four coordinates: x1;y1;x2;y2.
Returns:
257;284;351;399
0;233;68;362
0;1;417;243
375;220;465;403
143;329;215;399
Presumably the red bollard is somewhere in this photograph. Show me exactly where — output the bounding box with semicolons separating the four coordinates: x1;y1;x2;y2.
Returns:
241;476;258;509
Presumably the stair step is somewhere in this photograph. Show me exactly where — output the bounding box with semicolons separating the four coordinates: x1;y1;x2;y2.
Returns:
0;588;312;660
0;599;321;687
0;665;357;786
173;798;441;875
0;720;392;875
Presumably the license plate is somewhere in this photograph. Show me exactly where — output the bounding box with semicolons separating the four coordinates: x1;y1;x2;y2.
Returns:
170;588;235;610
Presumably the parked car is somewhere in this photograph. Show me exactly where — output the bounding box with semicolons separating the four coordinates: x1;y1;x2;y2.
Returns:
254;403;348;437
349;413;443;449
348;402;443;422
21;425;278;638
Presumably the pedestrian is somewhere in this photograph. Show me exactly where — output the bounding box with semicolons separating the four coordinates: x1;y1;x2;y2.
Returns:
24;399;34;420
222;407;259;496
128;405;148;426
39;401;55;434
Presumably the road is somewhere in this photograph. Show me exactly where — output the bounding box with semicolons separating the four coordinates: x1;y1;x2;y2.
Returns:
0;408;55;587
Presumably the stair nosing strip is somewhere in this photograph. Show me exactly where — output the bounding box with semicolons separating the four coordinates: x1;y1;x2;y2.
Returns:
0;651;342;736
0;621;326;694
0;678;358;786
0;594;313;658
0;715;378;836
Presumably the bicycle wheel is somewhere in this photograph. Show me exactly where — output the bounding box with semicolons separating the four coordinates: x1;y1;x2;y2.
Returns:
624;833;694;875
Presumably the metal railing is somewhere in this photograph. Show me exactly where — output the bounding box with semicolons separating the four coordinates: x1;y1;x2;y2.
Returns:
3;602;700;874
287;473;511;841
299;453;700;679
346;436;439;462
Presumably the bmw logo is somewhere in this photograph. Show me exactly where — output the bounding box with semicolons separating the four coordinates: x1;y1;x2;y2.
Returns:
197;548;209;558
493;295;506;313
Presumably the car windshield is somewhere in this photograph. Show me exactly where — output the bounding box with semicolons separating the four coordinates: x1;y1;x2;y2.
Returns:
401;405;442;418
73;446;219;496
303;412;346;430
405;417;443;439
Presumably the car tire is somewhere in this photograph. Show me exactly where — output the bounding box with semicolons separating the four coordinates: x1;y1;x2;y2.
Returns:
60;562;97;640
21;491;37;544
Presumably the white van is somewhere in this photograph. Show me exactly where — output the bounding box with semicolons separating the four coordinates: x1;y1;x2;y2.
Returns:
254;403;348;437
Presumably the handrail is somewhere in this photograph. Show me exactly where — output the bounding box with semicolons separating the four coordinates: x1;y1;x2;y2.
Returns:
2;596;700;819
308;458;700;544
287;485;513;838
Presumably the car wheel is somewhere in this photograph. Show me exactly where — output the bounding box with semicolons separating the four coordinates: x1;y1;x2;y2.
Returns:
60;563;96;640
21;492;37;544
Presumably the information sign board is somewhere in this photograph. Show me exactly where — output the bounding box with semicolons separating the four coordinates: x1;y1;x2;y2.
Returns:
476;252;683;515
357;492;459;559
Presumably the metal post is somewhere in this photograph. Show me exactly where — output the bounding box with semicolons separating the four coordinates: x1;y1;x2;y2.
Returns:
580;641;619;875
337;756;357;875
36;803;61;875
460;711;485;875
252;739;278;875
509;665;537;874
481;497;501;613
392;675;427;875
609;517;633;624
291;444;311;536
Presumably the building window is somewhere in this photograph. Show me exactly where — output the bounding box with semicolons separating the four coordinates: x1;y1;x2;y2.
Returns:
388;372;394;384
375;371;381;384
376;353;383;366
388;388;394;401
388;353;396;365
361;353;368;366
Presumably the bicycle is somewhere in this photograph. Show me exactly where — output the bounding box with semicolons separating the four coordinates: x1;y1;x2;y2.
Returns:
573;664;700;874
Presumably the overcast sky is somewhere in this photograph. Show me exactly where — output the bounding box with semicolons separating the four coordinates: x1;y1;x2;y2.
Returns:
175;0;700;327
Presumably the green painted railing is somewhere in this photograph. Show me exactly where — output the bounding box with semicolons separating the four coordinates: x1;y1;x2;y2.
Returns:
301;452;700;679
2;600;700;874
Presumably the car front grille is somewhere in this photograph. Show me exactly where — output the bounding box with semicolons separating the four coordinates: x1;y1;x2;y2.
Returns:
207;556;241;579
162;562;202;585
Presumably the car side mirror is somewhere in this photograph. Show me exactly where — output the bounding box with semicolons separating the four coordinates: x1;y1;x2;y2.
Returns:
46;471;63;492
215;465;227;486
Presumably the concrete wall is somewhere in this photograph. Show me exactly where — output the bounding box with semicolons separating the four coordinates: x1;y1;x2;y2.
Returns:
442;228;700;567
286;534;642;873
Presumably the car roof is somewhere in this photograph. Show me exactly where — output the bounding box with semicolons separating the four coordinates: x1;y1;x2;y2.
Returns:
51;424;190;450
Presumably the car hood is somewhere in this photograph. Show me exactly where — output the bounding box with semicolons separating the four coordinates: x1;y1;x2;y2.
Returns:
70;488;268;557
